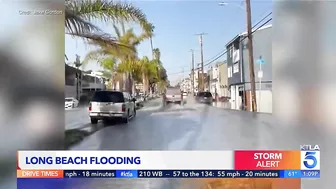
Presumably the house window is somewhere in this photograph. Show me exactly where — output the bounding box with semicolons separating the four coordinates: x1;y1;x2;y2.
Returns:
228;67;232;78
233;62;239;73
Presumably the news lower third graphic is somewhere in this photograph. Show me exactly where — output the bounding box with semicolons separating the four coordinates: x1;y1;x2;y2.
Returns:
17;147;320;180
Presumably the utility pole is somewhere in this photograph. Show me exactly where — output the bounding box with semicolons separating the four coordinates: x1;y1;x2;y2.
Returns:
245;0;257;112
195;33;207;92
190;49;195;96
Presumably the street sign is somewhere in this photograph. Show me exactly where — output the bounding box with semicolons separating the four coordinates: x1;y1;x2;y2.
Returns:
257;59;265;64
258;70;263;78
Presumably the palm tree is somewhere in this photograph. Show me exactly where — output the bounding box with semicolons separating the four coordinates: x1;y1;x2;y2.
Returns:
148;48;163;93
153;48;161;62
83;21;147;93
149;25;155;58
141;23;155;58
65;0;150;47
137;56;160;94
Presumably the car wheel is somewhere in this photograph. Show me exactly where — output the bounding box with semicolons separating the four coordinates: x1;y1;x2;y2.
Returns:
72;104;75;108
122;112;129;124
122;117;128;124
133;108;136;117
90;118;98;124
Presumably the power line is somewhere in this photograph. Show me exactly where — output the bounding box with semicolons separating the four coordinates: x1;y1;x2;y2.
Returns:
202;12;272;65
203;17;272;67
167;71;185;76
167;12;272;77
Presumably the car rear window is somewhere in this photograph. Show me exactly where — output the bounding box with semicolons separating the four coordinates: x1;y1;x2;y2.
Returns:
65;99;72;102
166;88;181;95
92;91;125;102
197;92;212;97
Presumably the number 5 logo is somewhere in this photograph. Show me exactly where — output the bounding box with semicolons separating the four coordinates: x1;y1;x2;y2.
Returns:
304;152;317;169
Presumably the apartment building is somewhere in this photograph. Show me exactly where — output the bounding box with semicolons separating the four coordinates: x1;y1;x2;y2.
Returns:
226;25;272;112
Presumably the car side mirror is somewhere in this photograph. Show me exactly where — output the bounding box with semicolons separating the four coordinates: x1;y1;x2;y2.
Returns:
132;98;136;102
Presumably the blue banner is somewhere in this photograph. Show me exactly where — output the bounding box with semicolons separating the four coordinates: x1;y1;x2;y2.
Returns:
62;170;281;178
17;170;320;181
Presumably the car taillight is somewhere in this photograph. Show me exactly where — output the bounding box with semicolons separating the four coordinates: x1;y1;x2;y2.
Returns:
122;104;126;112
89;103;92;111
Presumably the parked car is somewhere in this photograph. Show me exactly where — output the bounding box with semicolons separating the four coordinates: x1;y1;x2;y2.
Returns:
89;91;136;124
195;92;213;104
65;97;79;109
163;88;183;105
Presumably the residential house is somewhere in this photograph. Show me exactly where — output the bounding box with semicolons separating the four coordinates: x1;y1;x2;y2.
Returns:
207;65;219;97
181;78;191;92
189;70;199;94
217;61;230;99
135;83;144;93
65;64;82;99
199;72;208;92
188;67;208;93
226;24;272;113
81;71;106;99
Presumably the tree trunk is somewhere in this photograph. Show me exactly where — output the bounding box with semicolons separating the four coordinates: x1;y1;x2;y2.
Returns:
128;72;133;94
146;78;149;94
150;37;154;59
142;72;146;94
122;73;126;91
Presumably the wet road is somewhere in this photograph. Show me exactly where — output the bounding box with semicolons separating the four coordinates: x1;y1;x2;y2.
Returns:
65;96;324;189
67;97;272;189
69;97;271;150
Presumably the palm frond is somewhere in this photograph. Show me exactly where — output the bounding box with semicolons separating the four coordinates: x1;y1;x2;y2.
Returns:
113;24;121;39
68;0;149;31
121;21;126;34
82;49;109;66
67;32;136;53
100;58;116;71
142;22;155;38
65;8;101;34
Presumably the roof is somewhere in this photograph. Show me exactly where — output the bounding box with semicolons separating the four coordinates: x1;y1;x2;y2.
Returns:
65;63;81;74
225;34;240;47
226;24;272;47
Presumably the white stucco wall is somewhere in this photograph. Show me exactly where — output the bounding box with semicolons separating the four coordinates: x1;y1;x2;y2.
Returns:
256;90;272;113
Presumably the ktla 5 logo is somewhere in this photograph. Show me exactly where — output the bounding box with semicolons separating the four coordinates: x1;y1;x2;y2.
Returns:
301;151;320;170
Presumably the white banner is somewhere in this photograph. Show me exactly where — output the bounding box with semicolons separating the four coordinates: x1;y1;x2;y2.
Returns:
18;151;234;170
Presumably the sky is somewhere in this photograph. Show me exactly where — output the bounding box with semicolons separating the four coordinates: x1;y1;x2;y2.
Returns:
65;0;272;85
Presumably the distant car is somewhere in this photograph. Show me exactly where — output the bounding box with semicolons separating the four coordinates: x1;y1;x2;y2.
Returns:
164;88;183;105
182;92;188;97
195;92;213;104
89;91;136;124
65;97;79;109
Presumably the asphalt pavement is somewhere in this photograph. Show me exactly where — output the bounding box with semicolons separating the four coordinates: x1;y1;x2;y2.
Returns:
65;96;323;189
69;96;273;151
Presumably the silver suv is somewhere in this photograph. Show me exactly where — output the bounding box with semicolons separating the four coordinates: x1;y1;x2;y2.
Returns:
89;91;136;124
164;87;183;105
